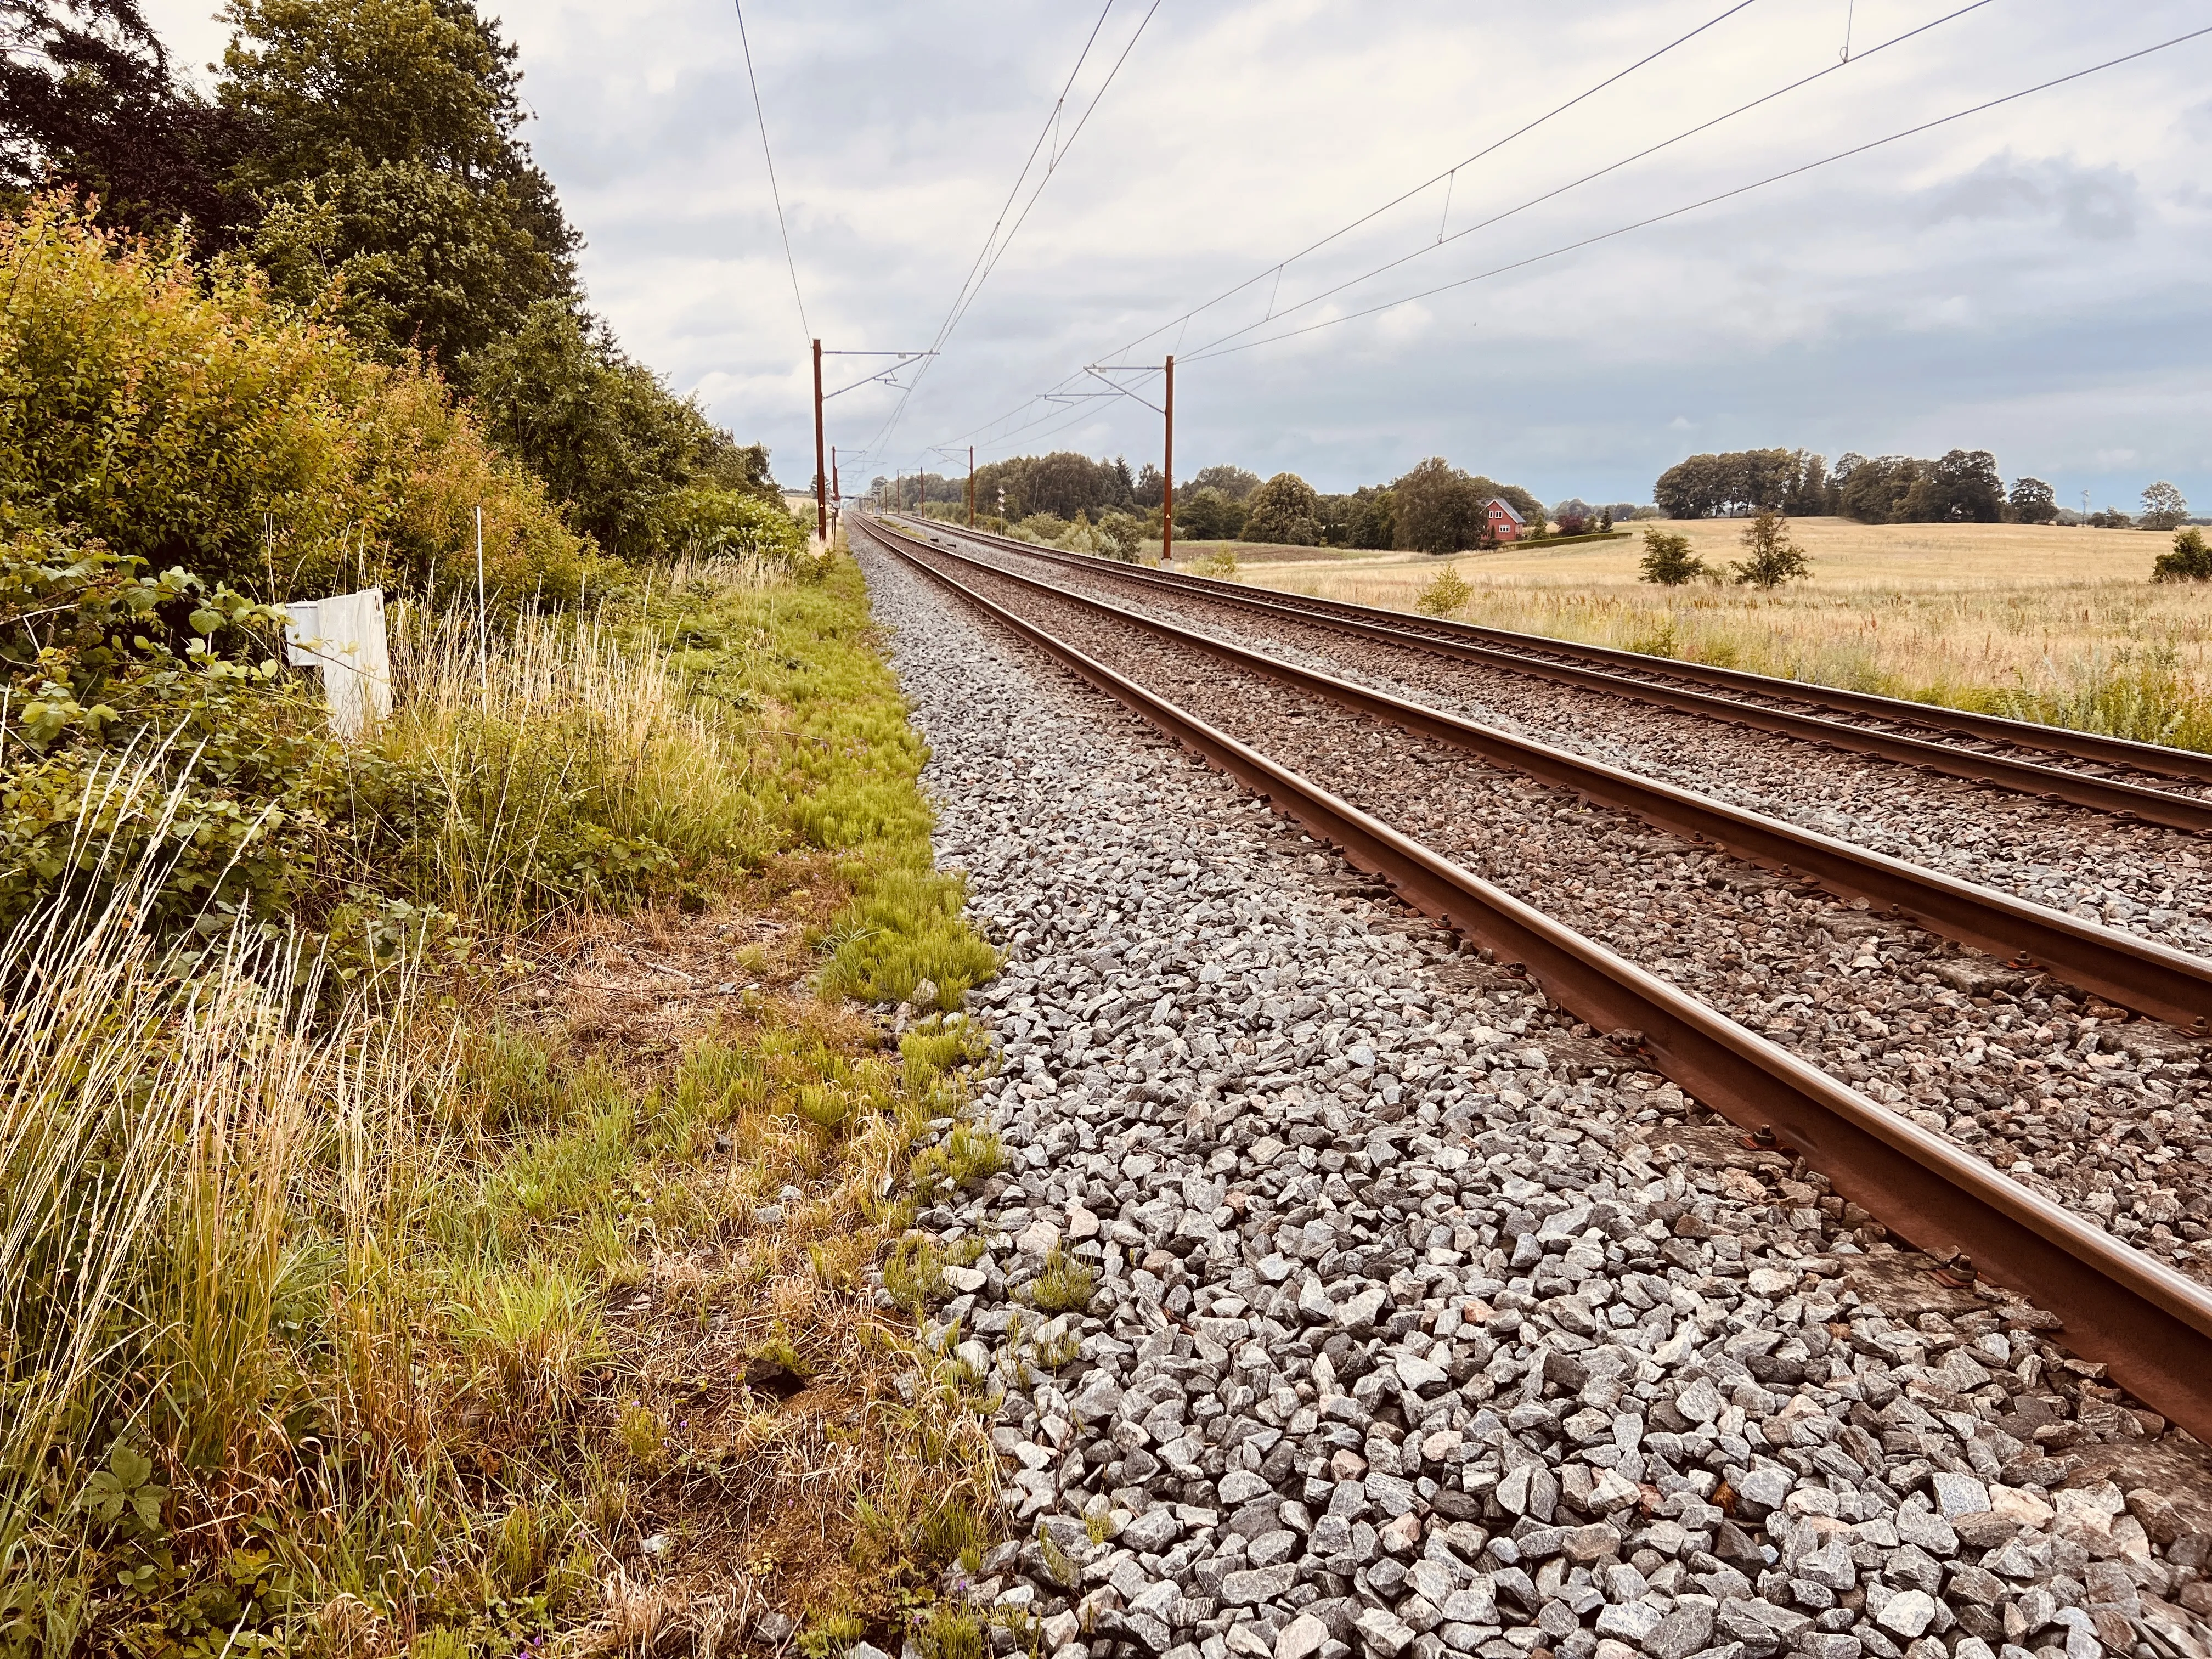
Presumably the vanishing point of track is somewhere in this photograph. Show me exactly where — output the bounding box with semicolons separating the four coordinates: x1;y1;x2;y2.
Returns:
913;516;2212;835
854;509;2212;1452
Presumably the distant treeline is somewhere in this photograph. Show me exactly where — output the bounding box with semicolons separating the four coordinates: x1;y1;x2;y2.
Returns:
1653;447;2067;525
877;453;1552;551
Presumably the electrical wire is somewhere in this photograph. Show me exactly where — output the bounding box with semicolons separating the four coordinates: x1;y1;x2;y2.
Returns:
927;0;1774;457
1187;22;2212;363
1172;0;1993;365
866;0;1164;456
731;0;809;345
1094;0;1769;367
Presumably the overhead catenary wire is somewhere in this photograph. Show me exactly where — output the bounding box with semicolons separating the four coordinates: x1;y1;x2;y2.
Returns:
731;0;809;345
1091;0;1769;368
1186;22;2212;363
929;0;1774;458
1173;0;1994;365
865;0;1165;457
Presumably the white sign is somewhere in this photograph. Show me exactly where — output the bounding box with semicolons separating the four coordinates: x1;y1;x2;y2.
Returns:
283;588;393;738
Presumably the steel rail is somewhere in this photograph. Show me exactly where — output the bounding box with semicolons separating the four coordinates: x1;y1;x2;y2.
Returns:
878;519;2212;1028
907;515;2212;786
857;515;2212;1445
896;517;2212;833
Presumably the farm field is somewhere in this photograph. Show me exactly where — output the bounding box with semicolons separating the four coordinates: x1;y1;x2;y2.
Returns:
1242;517;2212;749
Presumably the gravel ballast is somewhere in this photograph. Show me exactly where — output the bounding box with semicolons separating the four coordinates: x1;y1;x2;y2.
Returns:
879;536;2212;1286
855;538;2212;1659
935;533;2212;963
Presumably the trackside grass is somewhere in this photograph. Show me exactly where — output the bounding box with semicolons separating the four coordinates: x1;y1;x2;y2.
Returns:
0;549;1006;1656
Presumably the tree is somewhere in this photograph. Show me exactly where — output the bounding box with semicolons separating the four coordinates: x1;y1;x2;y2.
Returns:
218;0;580;370
0;0;246;240
1190;464;1260;501
1314;493;1356;546
1242;472;1321;545
1133;462;1165;509
464;300;776;560
1915;449;2003;522
1836;455;1926;523
1552;498;1592;535
1638;528;1706;586
1652;449;1812;518
1730;511;1810;588
1175;486;1243;541
1391;457;1483;553
1415;564;1470;617
2008;477;2057;524
1782;450;1832;515
1347;487;1395;550
2153;528;2212;582
2141;481;2190;532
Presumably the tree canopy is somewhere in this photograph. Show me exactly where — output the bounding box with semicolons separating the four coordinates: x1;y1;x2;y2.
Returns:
1241;472;1321;545
221;0;578;370
0;0;244;237
2;0;787;562
1653;449;1830;518
1189;464;1260;502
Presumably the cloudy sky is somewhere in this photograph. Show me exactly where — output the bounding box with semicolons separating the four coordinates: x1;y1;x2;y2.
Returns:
146;0;2212;510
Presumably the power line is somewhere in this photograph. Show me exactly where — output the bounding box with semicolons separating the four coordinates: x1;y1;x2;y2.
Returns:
930;0;1773;458
1173;0;1993;365
1188;22;2212;363
1094;0;1769;367
732;0;809;345
868;0;1165;456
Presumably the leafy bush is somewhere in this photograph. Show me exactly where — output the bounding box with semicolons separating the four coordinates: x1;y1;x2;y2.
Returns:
0;200;589;606
1415;564;1471;616
0;526;334;938
1638;528;1707;586
1729;512;1810;589
1095;511;1144;562
2152;528;2212;583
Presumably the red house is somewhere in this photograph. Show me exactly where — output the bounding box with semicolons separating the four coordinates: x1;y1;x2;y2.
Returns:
1485;498;1526;542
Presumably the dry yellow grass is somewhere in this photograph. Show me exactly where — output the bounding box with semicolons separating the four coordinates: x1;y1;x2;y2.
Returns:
1244;518;2212;750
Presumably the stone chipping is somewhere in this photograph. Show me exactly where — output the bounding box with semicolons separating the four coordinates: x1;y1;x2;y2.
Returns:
934;532;2212;963
883;536;2212;1284
854;534;2212;1659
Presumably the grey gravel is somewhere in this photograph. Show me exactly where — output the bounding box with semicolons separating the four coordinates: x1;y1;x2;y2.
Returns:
888;531;2212;1285
854;533;2212;1659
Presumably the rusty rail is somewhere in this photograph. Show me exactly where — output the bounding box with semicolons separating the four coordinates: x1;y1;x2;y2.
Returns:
899;516;2212;833
881;518;2212;1029
859;512;2212;1446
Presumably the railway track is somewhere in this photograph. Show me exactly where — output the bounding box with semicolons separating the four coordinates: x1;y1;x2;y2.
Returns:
856;510;2212;1447
895;515;2212;835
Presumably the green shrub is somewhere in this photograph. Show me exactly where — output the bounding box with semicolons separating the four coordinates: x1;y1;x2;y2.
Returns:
1637;528;1707;586
2152;527;2212;582
0;200;589;606
1415;564;1471;616
1729;512;1811;589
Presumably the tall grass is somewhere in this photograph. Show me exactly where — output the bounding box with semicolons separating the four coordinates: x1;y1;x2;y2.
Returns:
2;550;1002;1650
0;743;376;1638
1273;558;2212;755
369;600;771;930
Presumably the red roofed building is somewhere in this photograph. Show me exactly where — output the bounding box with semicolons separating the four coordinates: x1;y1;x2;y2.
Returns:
1485;498;1527;543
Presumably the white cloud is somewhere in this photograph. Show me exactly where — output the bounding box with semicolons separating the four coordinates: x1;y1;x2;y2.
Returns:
137;0;2212;507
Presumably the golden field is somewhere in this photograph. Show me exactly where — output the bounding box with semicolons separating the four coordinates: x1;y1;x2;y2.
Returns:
1238;518;2212;750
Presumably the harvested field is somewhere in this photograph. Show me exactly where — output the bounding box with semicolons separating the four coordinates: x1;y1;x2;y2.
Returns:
1243;520;2212;751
